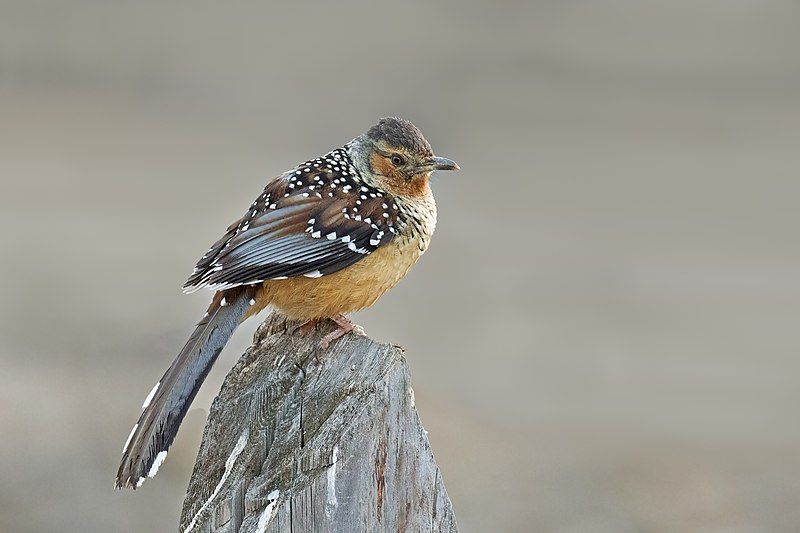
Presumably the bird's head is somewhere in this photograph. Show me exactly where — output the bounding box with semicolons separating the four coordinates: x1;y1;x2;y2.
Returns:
349;117;459;196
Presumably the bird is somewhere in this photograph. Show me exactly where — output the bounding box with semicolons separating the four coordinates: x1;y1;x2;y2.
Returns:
115;117;459;489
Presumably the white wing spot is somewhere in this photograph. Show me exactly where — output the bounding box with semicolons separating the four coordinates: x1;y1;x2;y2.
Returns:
148;450;168;478
141;382;160;410
123;423;138;453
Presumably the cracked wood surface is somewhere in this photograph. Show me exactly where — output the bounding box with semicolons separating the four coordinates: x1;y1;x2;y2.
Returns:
179;313;458;533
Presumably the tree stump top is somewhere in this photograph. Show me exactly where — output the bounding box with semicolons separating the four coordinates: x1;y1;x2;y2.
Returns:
180;314;458;533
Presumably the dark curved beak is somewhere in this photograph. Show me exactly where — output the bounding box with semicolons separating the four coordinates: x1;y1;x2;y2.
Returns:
427;156;460;172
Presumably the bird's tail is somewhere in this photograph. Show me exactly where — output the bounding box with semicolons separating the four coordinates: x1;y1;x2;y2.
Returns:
115;287;255;489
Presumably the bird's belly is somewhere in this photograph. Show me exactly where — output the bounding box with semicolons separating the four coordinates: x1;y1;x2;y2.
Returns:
262;238;424;320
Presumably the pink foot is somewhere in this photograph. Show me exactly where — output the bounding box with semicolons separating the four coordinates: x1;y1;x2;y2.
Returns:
292;318;321;336
320;314;365;349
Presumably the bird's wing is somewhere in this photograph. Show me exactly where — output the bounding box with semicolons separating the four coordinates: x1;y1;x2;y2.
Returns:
183;156;401;292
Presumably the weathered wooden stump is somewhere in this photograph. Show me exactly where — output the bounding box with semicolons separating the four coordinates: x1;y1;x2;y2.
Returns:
179;313;458;533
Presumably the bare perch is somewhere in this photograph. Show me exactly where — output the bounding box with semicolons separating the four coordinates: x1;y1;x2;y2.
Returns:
179;313;458;533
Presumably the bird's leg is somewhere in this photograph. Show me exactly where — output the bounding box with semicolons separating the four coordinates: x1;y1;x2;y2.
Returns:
292;318;321;336
319;314;365;349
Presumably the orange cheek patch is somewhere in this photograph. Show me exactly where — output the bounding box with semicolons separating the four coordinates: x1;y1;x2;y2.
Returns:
369;153;395;179
405;173;431;197
369;153;430;197
387;172;430;197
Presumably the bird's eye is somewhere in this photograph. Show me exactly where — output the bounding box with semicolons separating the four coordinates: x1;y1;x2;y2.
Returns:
390;154;405;166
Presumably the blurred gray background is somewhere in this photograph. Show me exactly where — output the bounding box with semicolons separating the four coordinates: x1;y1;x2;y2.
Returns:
2;1;799;531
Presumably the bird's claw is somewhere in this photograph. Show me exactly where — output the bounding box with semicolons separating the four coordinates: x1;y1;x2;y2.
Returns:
292;318;320;336
319;315;365;349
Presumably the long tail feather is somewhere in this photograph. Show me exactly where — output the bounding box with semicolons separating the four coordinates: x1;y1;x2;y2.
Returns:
115;287;254;489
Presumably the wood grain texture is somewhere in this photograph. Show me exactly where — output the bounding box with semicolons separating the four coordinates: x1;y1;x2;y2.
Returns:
179;313;458;533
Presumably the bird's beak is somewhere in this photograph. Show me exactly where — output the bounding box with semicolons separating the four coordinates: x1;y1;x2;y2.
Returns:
426;156;460;172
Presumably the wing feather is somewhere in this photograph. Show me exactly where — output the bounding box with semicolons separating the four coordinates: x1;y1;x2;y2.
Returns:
184;149;400;293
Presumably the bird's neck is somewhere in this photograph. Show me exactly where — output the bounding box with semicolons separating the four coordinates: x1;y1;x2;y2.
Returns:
345;137;379;187
396;192;437;251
